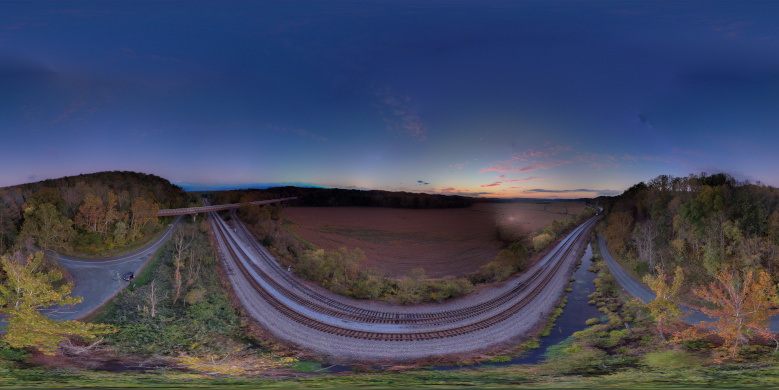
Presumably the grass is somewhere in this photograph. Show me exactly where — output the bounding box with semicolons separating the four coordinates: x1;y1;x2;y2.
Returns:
7;362;779;388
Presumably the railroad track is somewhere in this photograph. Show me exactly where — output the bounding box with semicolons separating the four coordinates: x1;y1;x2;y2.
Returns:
226;209;595;326
209;207;596;340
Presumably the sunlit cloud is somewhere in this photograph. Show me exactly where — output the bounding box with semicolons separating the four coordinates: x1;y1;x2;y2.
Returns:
480;182;502;187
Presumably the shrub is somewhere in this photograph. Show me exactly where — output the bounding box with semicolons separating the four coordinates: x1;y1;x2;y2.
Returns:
0;346;30;362
634;260;650;276
533;232;554;252
545;346;609;375
643;350;702;370
476;261;513;283
497;242;529;271
489;355;512;363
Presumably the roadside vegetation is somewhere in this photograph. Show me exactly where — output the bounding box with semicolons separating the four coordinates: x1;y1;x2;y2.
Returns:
96;218;286;362
0;217;304;379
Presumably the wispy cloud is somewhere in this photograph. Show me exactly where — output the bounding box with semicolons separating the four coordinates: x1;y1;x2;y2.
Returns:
480;160;567;174
480;145;571;174
265;124;327;142
450;162;468;169
417;180;430;185
479;176;544;188
672;147;706;158
504;177;544;183
523;188;621;197
374;85;427;141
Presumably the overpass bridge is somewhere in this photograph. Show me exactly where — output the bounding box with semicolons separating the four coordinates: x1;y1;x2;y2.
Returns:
157;197;297;217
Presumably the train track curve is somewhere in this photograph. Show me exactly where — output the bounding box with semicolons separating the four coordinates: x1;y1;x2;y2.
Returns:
209;206;596;359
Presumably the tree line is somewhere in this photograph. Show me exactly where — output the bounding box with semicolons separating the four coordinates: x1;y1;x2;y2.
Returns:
202;186;474;209
599;172;779;283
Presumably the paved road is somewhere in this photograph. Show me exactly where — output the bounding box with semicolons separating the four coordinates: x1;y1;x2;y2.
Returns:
594;235;779;329
40;216;182;320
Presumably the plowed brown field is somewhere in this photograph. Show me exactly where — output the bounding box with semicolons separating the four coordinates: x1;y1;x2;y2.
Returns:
282;202;587;279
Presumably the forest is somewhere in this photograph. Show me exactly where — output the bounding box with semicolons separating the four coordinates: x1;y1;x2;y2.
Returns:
599;172;779;285
598;172;779;356
0;171;191;255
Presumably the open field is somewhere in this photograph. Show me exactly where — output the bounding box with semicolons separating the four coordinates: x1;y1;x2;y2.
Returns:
282;202;587;278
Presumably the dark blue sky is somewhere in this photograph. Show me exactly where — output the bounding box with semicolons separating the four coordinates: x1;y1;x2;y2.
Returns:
2;1;778;197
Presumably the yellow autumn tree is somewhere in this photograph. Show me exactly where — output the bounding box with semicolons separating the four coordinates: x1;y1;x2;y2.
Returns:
643;265;684;341
0;253;113;354
75;193;105;233
693;267;779;357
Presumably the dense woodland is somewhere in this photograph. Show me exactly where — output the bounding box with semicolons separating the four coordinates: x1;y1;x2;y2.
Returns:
0;171;191;254
600;173;779;286
598;172;779;356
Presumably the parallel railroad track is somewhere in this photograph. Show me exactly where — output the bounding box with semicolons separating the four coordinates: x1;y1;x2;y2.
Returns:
209;207;596;340
227;210;595;325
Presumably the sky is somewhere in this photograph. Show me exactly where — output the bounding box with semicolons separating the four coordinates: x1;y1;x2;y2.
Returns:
1;1;779;198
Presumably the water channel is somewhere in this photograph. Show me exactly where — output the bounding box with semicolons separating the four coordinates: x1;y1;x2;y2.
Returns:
488;242;601;366
327;241;601;372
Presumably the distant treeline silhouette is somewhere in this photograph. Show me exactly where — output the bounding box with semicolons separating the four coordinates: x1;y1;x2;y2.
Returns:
203;187;474;209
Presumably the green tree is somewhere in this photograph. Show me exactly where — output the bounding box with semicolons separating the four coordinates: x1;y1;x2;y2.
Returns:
0;194;21;250
0;253;113;354
643;266;683;340
18;203;75;253
496;242;529;271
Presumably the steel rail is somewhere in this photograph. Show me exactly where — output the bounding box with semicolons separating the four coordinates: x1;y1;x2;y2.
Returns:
211;210;596;340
